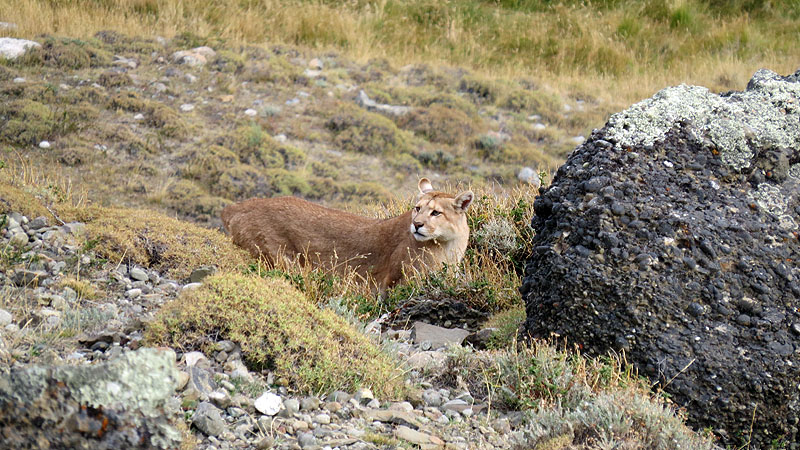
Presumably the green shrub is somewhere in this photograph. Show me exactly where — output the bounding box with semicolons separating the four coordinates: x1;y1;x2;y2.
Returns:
212;164;266;199
146;274;406;398
415;149;455;169
164;179;230;220
310;161;340;180
397;105;477;145
98;71;132;88
264;168;311;196
326;104;411;156
458;75;502;104
212;50;246;73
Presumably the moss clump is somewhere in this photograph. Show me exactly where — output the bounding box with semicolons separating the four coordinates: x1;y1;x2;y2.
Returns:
58;205;249;279
212;164;267;199
0;99;56;145
500;88;562;120
179;145;240;184
326;104;411;156
397;105;477;145
145;104;187;138
339;181;392;203
146;274;405;398
459;75;503;104
310;161;339;180
98;71;132;88
18;37;111;69
241;56;303;84
264;168;311;196
211;50;246;73
225;125;307;170
164;179;231;221
108;91;147;112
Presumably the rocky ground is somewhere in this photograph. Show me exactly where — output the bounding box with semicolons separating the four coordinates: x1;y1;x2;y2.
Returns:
0;210;524;449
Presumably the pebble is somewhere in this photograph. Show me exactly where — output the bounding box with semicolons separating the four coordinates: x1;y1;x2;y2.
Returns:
254;392;282;416
180;103;195;112
244;108;257;116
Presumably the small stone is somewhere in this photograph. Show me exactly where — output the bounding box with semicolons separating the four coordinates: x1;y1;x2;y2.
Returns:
9;231;28;247
182;282;203;290
328;390;351;403
192;402;226;436
190;266;217;283
176;371;191;390
792;323;800;336
126;288;142;299
27;217;48;230
395;425;437;446
244;108;257;116
134;113;145;120
38;141;51;149
0;38;41;60
184;351;210;367
308;58;323;70
129;267;149;281
13;270;46;286
517;167;541;188
313;413;331;424
301;396;320;411
353;388;374;405
282;398;300;416
442;398;470;413
422;389;442;407
209;390;232;409
255;392;282;416
0;309;12;327
255;436;274;449
297;432;316;448
180;103;195;112
687;302;705;317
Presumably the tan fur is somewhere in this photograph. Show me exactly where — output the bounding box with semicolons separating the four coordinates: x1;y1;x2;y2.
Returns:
221;178;473;291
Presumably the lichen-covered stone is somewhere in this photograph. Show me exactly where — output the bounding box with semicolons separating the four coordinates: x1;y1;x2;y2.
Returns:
521;69;800;448
0;347;182;448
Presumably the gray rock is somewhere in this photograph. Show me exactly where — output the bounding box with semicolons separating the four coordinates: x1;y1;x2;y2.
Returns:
282;398;300;417
297;431;316;448
26;217;48;230
12;270;46;287
9;230;28;247
406;351;448;371
0;38;41;60
0;309;12;327
422;389;442;407
193;401;225;436
185;366;217;401
300;396;320;411
517;167;541;188
357;89;410;117
412;321;470;347
190;265;217;283
129;267;149;281
353;387;374;405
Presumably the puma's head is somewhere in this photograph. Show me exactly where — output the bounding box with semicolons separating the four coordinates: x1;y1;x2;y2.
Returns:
409;178;473;243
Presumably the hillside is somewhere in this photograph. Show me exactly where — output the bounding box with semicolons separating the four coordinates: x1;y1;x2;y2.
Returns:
1;0;798;448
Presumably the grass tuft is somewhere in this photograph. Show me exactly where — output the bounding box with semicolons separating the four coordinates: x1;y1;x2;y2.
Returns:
146;273;406;398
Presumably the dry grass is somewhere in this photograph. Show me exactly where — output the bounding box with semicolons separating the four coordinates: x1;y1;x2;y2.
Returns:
2;0;798;114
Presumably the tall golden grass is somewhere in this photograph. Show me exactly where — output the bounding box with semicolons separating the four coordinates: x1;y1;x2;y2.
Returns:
2;0;798;109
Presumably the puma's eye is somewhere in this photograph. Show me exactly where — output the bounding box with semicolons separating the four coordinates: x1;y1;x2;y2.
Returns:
431;210;441;216
414;206;420;212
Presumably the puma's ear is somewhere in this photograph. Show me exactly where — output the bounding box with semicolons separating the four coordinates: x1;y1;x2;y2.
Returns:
453;191;474;212
418;178;434;194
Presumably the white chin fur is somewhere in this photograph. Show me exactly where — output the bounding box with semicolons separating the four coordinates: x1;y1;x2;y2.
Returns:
412;231;430;241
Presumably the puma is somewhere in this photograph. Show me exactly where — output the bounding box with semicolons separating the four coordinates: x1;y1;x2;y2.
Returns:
221;178;474;291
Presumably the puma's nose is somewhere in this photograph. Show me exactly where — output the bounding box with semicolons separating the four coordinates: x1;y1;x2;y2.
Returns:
413;222;423;230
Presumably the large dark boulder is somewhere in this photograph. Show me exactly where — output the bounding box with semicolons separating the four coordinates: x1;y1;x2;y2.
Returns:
520;69;800;448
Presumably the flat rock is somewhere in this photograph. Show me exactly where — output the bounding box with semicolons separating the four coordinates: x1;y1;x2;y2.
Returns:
412;321;470;347
394;425;444;447
363;409;421;428
406;351;448;371
193;401;225;436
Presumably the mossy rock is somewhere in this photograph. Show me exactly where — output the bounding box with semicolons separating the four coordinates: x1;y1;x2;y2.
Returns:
18;36;111;69
0;99;56;145
145;274;406;398
58;205;249;279
326;104;411;156
397;105;477;145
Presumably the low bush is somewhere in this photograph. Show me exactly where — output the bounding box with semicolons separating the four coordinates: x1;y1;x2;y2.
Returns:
396;105;478;145
326;104;411;156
